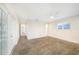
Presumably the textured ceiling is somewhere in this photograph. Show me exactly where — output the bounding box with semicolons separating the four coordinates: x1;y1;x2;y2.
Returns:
5;3;79;23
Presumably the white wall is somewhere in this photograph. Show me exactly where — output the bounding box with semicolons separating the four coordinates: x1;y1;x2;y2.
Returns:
48;16;79;43
7;14;19;54
26;21;47;39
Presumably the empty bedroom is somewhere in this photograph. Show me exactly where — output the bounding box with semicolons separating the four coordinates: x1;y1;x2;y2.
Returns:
0;3;79;55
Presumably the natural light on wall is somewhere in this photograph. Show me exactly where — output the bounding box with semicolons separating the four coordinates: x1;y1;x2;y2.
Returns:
45;23;49;35
21;24;26;35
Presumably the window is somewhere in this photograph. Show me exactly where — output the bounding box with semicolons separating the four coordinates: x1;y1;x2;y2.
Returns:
57;23;62;29
0;8;8;55
57;22;71;30
63;22;70;29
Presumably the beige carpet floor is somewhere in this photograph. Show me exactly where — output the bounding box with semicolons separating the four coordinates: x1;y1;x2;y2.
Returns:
11;35;79;55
